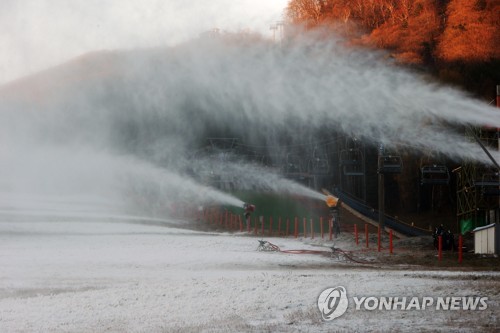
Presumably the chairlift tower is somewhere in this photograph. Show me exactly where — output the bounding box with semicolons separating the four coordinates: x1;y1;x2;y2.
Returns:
276;21;285;46
269;25;278;43
378;144;385;231
454;126;500;230
377;145;403;231
338;137;367;202
455;87;500;230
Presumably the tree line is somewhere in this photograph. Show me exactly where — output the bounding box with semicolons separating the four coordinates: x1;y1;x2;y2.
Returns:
286;0;499;99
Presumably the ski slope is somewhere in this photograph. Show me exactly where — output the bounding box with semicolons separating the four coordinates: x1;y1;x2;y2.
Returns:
0;215;498;332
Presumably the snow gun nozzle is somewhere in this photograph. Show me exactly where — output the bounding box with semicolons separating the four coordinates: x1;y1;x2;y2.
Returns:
243;203;256;211
325;195;339;208
243;203;256;216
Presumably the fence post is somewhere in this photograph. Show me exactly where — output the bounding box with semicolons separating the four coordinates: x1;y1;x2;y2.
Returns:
286;218;290;237
239;215;243;232
310;218;314;239
278;217;282;236
320;217;324;239
261;216;264;235
294;217;298;238
303;218;307;238
254;217;257;235
269;216;273;236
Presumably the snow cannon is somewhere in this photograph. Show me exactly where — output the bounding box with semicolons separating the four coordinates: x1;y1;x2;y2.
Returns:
325;195;339;208
243;203;256;218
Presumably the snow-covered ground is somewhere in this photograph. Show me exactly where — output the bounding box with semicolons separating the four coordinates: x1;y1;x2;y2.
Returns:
1;212;499;332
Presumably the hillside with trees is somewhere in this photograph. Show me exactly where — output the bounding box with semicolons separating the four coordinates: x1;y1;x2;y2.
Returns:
286;0;499;99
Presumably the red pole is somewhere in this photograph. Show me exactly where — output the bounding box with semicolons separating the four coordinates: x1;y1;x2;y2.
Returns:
278;217;282;236
320;217;324;239
294;217;298;238
269;216;273;236
389;230;393;254
354;224;358;245
310;218;314;239
254;217;257;235
239;215;243;232
286;218;290;237
377;226;381;252
261;216;264;235
365;224;369;248
438;235;442;261
303;218;307;238
458;235;463;263
225;210;228;228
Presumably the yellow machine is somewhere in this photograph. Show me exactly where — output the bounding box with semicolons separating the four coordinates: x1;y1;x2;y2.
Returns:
322;189;340;208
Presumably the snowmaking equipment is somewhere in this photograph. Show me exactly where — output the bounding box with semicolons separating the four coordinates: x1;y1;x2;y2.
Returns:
322;189;341;237
243;203;256;230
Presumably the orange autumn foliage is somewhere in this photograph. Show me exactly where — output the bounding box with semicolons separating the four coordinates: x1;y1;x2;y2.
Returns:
286;0;499;64
436;0;499;62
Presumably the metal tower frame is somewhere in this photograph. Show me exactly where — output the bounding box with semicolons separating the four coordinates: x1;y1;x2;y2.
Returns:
454;127;500;229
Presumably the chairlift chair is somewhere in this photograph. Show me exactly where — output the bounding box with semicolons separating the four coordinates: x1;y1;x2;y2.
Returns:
379;155;402;174
284;153;302;174
475;173;500;196
309;148;330;174
340;149;365;176
420;165;450;185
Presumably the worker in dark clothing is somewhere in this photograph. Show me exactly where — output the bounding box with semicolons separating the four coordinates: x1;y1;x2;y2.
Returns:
243;203;255;231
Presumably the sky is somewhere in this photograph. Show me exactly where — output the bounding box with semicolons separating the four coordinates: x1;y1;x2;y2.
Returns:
0;0;289;84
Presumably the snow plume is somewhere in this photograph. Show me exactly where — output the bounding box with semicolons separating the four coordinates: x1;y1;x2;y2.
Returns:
0;30;498;220
0;143;244;220
190;155;326;201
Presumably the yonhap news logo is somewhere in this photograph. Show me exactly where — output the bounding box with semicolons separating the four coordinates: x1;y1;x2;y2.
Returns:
317;286;488;321
317;286;349;321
